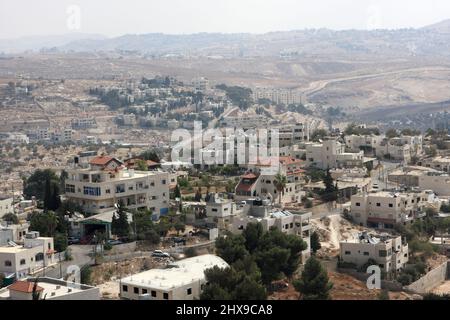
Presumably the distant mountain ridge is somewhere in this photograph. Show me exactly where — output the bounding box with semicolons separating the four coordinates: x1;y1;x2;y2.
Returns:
2;20;450;57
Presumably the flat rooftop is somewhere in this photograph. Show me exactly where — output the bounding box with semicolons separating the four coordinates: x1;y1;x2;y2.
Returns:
121;255;228;291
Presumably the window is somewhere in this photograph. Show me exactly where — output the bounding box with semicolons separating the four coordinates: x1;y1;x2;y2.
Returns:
290;223;293;228
161;180;166;185
345;251;351;255
389;203;393;208
134;287;139;294
163;293;169;300
142;289;148;294
356;202;361;207
115;184;125;193
4;260;12;267
83;186;101;196
212;208;218;212
376;203;381;207
151;291;157;297
65;184;75;193
106;189;111;194
122;285;128;292
187;288;192;295
379;250;387;257
35;253;44;262
363;252;369;256
48;243;51;250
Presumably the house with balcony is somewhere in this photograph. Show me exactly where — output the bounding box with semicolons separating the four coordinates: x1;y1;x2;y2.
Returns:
0;231;55;280
64;155;169;219
340;232;409;273
349;190;435;229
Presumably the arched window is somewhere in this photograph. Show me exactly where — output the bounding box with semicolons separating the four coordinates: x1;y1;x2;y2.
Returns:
4;260;12;267
35;253;44;262
20;259;26;265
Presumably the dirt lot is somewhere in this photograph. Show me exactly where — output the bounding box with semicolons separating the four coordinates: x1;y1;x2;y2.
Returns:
431;281;450;295
90;256;171;299
311;214;370;258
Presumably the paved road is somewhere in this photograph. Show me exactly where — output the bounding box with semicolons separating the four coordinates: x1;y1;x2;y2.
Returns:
36;245;93;279
371;160;403;190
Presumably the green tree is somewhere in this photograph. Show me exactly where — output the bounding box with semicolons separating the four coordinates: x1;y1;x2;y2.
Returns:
54;232;68;252
2;213;19;224
136;160;148;171
201;265;266;300
140;150;160;163
111;203;130;238
174;184;181;199
310;231;322;254
294;256;333;300
385;128;399;139
23;169;59;201
311;129;328;142
215;233;249;264
322;169;337;202
29;211;59;237
242;222;264;252
274;172;287;205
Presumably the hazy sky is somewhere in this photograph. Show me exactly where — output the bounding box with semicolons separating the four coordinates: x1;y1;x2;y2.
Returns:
1;0;450;39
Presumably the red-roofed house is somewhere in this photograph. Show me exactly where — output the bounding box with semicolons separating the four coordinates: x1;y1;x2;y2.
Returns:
7;280;44;300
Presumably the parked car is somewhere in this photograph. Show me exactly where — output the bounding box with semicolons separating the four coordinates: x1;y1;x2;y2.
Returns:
107;239;123;246
68;237;80;245
172;237;187;245
152;250;170;258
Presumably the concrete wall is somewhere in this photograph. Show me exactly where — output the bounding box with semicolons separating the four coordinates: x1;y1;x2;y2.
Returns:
405;261;449;294
106;242;137;255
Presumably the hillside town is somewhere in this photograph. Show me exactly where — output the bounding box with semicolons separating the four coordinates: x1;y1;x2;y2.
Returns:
1;72;450;302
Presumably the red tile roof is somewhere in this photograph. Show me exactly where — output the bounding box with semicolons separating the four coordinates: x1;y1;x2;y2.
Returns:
89;156;115;166
279;156;303;166
8;281;44;293
241;173;258;179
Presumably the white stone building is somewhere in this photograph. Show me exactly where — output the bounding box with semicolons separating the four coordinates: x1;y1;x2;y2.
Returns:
0;231;55;279
340;232;409;273
64;155;170;217
349;191;435;229
120;255;229;300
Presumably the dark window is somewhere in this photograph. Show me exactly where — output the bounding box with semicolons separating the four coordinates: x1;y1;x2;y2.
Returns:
379;250;387;257
4;260;12;267
345;251;351;255
356;202;361;207
142;289;148;294
20;259;26;265
187;288;192;295
134;287;139;294
163;293;169;300
363;252;369;256
376;203;381;207
389;203;393;208
122;285;128;292
151;291;157;297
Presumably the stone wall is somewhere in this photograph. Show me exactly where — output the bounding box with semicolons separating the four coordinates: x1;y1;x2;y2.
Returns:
405;261;449;294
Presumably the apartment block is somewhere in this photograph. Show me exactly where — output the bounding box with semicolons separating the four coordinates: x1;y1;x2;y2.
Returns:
340;232;409;273
64;155;169;217
229;208;312;262
0;231;55;279
235;156;306;205
350;191;434;228
305;139;369;170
